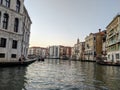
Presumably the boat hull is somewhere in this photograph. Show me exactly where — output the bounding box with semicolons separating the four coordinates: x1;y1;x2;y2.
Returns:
97;61;120;66
0;58;36;67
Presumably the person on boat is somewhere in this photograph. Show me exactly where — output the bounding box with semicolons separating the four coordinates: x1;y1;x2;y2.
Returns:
19;55;25;62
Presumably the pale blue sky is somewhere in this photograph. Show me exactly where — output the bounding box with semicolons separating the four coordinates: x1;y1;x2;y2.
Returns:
25;0;120;47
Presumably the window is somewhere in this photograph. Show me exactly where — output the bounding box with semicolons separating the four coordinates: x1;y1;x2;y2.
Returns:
116;54;119;59
87;44;89;49
14;18;19;32
108;55;110;59
0;12;1;24
55;47;58;56
119;45;120;50
12;40;17;49
0;0;2;4
94;52;96;56
0;38;6;47
11;54;16;58
16;0;20;12
4;0;10;8
0;53;5;58
3;13;9;29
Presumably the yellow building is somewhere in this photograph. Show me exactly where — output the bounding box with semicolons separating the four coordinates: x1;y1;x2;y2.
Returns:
84;30;105;61
106;15;120;62
85;33;96;61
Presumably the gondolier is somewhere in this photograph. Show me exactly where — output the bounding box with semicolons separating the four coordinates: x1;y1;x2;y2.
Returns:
19;55;26;62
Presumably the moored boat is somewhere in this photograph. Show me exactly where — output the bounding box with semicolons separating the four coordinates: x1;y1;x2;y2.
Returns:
0;58;37;67
38;58;44;61
96;60;120;66
81;59;96;62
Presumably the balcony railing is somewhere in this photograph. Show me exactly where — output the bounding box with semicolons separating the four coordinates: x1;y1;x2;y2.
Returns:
108;41;116;46
117;39;120;43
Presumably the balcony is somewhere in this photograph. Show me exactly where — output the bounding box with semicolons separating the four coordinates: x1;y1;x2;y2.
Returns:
117;39;120;43
108;33;116;39
108;41;116;46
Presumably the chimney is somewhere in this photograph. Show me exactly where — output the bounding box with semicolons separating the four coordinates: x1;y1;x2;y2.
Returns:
99;29;101;32
77;38;79;44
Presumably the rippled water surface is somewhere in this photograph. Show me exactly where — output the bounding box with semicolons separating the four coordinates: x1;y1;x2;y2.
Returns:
0;59;120;90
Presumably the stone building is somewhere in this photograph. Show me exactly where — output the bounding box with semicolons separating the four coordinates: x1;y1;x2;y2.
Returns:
61;46;71;59
0;0;32;62
48;46;60;59
48;45;71;59
28;47;47;58
96;30;106;58
71;39;85;60
74;39;81;60
84;30;105;61
102;30;107;59
106;15;120;63
84;33;96;61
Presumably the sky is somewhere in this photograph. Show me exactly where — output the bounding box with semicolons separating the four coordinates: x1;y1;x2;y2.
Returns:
24;0;120;47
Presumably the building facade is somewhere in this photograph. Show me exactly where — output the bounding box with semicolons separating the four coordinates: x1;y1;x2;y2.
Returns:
101;30;107;59
80;42;85;60
48;45;71;59
65;46;71;59
84;33;96;61
49;46;60;59
96;30;106;58
84;30;104;61
28;47;47;58
60;46;71;59
71;39;85;60
106;15;120;63
73;39;81;60
71;47;75;59
0;0;31;62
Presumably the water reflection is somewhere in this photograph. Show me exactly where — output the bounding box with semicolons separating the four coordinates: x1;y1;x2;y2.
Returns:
94;65;120;90
25;60;87;90
0;67;27;90
0;60;120;90
81;62;120;90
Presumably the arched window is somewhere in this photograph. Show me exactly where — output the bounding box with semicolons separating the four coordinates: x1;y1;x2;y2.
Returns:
14;18;19;32
4;0;10;8
0;12;1;24
0;0;2;4
3;13;9;29
16;0;20;12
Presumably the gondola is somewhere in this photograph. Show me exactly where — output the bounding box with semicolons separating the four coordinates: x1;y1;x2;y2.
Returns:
96;60;120;66
38;58;44;61
0;58;36;67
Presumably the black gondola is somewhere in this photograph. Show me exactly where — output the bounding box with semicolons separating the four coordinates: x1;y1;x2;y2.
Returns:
96;60;120;66
0;58;36;67
38;58;44;61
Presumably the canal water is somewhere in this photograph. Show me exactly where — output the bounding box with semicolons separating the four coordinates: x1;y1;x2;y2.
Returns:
0;59;120;90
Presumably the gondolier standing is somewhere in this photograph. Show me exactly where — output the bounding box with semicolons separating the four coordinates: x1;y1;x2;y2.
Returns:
19;55;25;62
